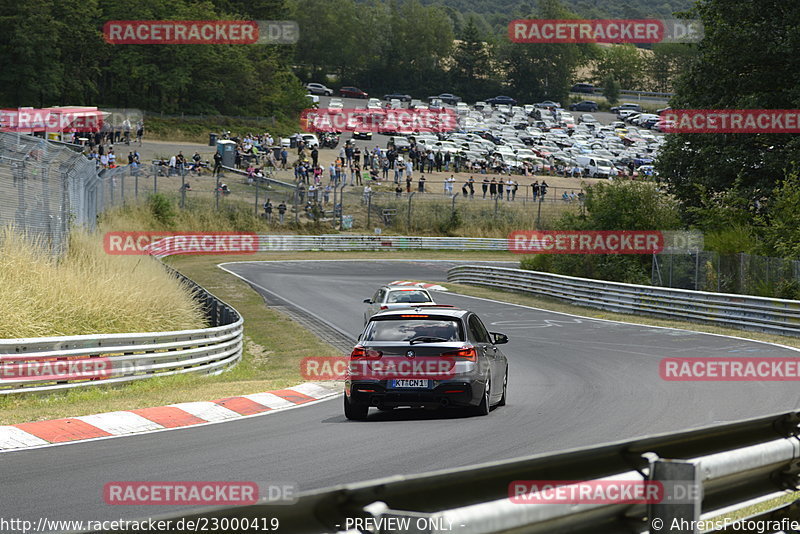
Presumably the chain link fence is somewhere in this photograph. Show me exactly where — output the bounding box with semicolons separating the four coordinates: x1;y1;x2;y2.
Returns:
0;132;100;254
652;251;800;298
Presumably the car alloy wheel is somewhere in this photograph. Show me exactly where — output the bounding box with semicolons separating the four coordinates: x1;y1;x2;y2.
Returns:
474;376;490;416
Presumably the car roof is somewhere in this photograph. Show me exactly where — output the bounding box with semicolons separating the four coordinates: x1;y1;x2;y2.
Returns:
371;307;467;319
381;284;431;291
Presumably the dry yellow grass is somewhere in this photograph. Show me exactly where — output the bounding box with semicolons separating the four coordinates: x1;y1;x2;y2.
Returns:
0;227;207;338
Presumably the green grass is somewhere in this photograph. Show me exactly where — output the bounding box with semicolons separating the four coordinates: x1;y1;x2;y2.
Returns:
145;114;300;144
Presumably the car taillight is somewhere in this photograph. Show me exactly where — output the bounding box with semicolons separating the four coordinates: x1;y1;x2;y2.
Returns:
442;346;478;362
350;346;382;360
380;306;388;310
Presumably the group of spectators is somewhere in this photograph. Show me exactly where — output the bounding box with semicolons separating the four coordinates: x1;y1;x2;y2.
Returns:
78;120;144;149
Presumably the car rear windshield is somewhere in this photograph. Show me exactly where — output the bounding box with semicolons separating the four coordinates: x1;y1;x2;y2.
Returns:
364;318;463;342
386;290;432;304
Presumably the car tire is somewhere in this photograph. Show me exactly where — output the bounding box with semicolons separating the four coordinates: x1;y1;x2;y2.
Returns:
473;376;491;416
326;91;332;96
498;367;507;407
344;395;369;420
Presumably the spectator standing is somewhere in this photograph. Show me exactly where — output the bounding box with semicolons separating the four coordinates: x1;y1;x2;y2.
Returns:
264;200;273;221
540;180;549;200
277;201;287;223
213;151;222;176
468;176;475;198
418;175;426;193
328;162;336;184
512;180;518;200
532;180;540;201
482;177;489;198
490;177;497;199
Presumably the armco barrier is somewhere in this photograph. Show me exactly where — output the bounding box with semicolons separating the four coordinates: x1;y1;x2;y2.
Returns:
448;265;800;337
255;234;509;252
144;234;510;257
0;263;243;395
97;410;800;534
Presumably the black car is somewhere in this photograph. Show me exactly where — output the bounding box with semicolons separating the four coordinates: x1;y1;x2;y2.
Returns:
569;101;599;112
383;93;412;102
486;95;517;106
344;307;509;420
428;93;462;105
571;83;595;94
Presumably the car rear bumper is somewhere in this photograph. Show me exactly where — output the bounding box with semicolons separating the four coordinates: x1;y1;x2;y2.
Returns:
347;380;480;408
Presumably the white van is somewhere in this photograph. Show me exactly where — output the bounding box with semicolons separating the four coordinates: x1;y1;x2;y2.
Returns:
576;154;614;178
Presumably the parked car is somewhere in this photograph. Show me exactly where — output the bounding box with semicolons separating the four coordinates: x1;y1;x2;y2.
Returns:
571;83;595;94
486;95;517;106
611;103;643;114
383;93;412;102
428;93;461;105
387;136;411;152
569;101;599;112
576;154;614;178
306;82;333;96
340;86;368;99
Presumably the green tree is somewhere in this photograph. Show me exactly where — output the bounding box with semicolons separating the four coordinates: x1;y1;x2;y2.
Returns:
451;17;495;101
602;75;620;105
647;43;698;93
656;0;800;222
592;44;645;90
499;0;593;103
757;171;800;259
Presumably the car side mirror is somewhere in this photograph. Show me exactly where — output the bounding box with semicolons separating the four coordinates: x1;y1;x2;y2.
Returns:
363;299;372;304
491;332;509;345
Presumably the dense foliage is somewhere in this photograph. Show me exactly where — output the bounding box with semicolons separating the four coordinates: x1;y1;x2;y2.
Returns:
0;0;308;117
656;0;800;259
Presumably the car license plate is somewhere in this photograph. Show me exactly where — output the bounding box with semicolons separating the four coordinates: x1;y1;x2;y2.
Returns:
391;379;429;388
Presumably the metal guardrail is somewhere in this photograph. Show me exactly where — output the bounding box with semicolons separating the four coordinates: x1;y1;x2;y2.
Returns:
255;234;509;252
0;263;243;395
448;265;800;338
98;410;800;534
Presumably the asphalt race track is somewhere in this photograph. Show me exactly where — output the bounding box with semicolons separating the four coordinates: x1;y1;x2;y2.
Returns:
2;260;799;528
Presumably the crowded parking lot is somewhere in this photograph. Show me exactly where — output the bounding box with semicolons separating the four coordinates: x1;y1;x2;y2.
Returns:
302;92;664;180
